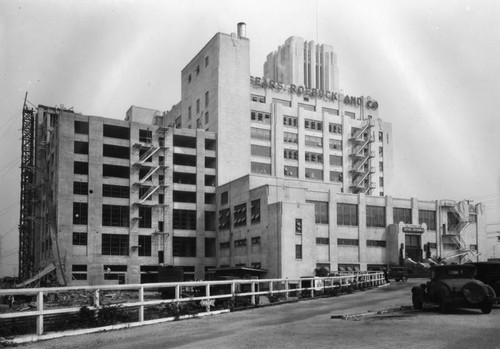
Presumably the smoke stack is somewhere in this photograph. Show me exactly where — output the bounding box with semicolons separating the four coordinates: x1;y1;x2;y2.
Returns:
237;22;246;38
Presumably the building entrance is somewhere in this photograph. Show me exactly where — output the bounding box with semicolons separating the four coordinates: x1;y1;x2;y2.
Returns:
405;234;422;262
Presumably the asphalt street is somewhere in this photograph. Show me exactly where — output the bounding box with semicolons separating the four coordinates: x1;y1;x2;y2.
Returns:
18;279;500;349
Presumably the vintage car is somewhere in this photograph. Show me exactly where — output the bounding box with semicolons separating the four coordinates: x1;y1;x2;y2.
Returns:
387;267;409;282
411;264;496;314
470;262;500;301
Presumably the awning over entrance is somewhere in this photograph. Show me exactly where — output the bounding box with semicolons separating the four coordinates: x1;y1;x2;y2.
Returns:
207;267;268;279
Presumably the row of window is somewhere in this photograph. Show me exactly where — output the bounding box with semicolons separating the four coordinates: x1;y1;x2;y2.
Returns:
72;233;216;258
218;199;261;230
75;122;155;143
220;236;261;249
187;55;209;84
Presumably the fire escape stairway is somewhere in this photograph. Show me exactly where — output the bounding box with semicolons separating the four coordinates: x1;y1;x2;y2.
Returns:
349;119;374;142
443;203;479;261
134;146;160;166
136;185;160;205
139;166;160;184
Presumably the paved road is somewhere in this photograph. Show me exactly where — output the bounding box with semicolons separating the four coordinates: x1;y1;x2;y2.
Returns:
20;279;500;349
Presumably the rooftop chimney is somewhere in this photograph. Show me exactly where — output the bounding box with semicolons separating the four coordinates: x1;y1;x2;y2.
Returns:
237;22;246;38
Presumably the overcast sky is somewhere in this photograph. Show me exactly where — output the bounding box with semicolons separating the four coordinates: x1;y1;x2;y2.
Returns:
1;0;499;276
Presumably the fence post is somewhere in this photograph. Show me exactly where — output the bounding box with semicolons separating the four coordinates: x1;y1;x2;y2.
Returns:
175;285;180;303
94;289;100;308
36;291;44;336
285;279;289;300
269;280;273;298
251;282;256;305
139;286;144;323
231;281;236;305
310;278;314;298
205;284;211;312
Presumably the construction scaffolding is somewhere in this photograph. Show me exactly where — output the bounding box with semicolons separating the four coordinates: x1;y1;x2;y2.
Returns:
18;92;36;280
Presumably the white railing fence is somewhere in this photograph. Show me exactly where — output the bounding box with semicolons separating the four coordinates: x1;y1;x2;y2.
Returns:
0;272;385;338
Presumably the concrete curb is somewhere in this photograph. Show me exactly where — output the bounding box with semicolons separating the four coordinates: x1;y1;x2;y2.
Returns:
331;305;414;320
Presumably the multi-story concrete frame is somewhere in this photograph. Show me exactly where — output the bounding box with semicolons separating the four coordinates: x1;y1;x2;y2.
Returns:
264;36;339;91
167;24;392;196
32;105;217;285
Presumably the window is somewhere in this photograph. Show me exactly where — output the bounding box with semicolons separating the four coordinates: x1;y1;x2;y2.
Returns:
175;116;182;128
329;123;342;134
205;91;209;107
330;171;343;183
196;99;200;114
138;148;153;163
188;106;192;120
337;203;358;226
139;129;152;143
72;232;87;246
284;132;298;143
103;144;130;159
138;235;152;256
367;240;386;247
103;265;127;283
305;152;320;163
304;119;322;131
305;168;323;180
330;155;342;166
338;238;359;246
102;234;129;256
298;103;315;111
73;182;88;195
196;65;200;76
173;237;196;257
379;146;383;157
273;98;291;107
251;94;266;103
139;206;152;228
323;108;339;115
295;244;302;259
251;199;261;224
221;191;228;205
103;124;129;140
219;208;230;230
102;205;129;227
379;131;383;142
419;210;436;230
366;206;386;227
284;165;298;177
74;141;89;155
139;167;152;182
103;164;129;178
205;56;209;67
234;203;247;227
250;111;271;124
305;135;323;147
251;144;271;157
220;242;230;249
295;218;302;234
316;238;329;245
74;121;89;134
158;221;164;232
72;265;87;280
307;201;329;224
469;244;478;251
329;139;342;150
251;127;271;140
394;208;412;224
188;74;191;83
379;162;384;172
251;162;271;175
235;239;247;247
173;209;197;230
345;111;356;119
251;236;261;245
73;202;88;225
103;184;129;198
205;238;216;257
283;115;298;127
284;149;299;160
74;161;88;175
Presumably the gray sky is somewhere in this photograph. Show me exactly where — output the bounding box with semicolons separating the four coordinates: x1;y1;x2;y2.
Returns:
1;0;499;276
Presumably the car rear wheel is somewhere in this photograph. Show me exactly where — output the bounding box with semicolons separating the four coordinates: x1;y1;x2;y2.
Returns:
401;277;407;282
480;301;493;314
412;293;423;310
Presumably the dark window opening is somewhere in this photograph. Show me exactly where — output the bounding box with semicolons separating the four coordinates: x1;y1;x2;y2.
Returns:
138;235;152;256
73;232;87;246
103;184;129;198
73;182;88;195
74;121;89;135
173;172;196;184
139;129;152;143
173;154;196;167
102;234;129;256
205;238;216;257
138;206;152;228
173;237;196;257
74;161;88;175
74;141;89;155
103;124;130;140
73;202;88;225
103;164;129;178
205;211;216;231
102;205;129;227
103;144;130;159
173;135;197;148
173;209;197;230
173;190;196;203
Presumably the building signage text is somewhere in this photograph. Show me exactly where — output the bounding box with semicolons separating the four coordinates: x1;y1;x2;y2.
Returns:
250;76;378;110
402;225;425;233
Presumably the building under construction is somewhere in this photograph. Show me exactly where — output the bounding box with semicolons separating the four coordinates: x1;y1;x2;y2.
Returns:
17;24;489;286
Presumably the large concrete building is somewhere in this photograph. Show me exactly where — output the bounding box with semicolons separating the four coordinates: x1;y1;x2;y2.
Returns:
19;24;488;285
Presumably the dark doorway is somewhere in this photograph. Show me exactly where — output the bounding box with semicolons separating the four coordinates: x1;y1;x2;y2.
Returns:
405;234;422;262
